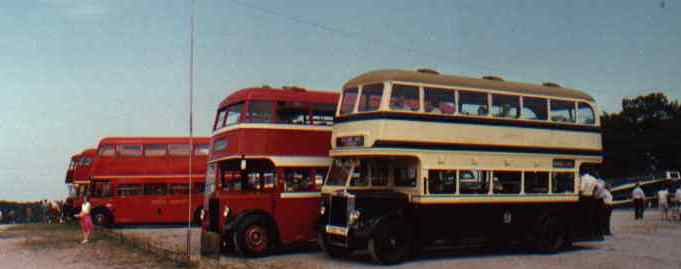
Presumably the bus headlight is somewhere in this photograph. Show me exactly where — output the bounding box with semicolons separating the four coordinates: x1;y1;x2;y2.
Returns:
320;205;326;215
200;209;205;221
223;207;231;218
348;210;361;224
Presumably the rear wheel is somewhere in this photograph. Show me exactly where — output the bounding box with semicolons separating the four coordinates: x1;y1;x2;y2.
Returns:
233;215;273;257
92;210;112;228
368;219;412;265
318;233;350;258
533;215;566;254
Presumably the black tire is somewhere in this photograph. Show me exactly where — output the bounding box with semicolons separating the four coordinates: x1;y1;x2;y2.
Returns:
368;218;412;265
532;215;566;254
318;233;351;258
92;210;112;228
232;215;273;257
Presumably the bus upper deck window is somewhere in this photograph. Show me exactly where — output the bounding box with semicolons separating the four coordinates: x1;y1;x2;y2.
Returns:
225;103;243;125
117;144;143;157
577;102;595;125
194;144;210;156
168;144;191;156
98;145;115;157
311;103;335;125
521;97;548;121
340;88;358;115
276;101;310;124
425;88;455;114
357;84;383;112
79;157;93;166
245;101;274;123
550;100;576;123
459;91;488;116
491;94;520;119
214;109;227;130
144;144;167;157
390;84;419;112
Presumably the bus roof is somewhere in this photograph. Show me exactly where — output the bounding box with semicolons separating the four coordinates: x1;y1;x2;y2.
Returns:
219;86;339;109
80;148;97;156
343;69;595;102
98;137;210;145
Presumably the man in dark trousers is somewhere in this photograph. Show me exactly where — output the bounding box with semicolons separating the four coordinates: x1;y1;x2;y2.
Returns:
632;182;646;220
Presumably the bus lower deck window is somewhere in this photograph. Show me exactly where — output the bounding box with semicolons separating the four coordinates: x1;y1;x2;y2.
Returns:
428;170;455;194
552;172;575;193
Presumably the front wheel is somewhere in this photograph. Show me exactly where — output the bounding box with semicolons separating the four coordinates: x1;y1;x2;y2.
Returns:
368;219;412;265
233;215;273;257
532;215;566;254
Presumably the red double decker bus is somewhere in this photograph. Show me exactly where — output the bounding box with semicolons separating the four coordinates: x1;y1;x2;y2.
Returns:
87;137;209;226
201;86;338;257
64;148;97;217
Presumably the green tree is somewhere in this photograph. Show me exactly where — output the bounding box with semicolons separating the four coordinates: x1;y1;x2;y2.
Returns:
601;93;681;179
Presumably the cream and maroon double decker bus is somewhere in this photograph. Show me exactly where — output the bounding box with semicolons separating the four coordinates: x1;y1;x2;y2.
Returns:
201;86;338;257
87;137;209;226
64;148;97;217
319;69;605;264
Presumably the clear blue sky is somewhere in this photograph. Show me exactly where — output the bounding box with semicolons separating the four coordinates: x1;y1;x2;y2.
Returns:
1;0;679;201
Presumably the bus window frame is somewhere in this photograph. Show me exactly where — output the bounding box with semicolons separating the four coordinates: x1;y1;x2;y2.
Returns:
339;87;359;116
244;100;275;124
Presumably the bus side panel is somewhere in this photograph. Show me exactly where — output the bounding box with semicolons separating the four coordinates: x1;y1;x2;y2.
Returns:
412;201;597;245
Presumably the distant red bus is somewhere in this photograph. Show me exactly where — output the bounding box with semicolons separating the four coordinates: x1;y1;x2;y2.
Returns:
64;149;97;217
201;86;338;257
87;137;209;226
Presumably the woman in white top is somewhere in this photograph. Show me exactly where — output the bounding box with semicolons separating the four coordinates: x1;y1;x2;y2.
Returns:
76;196;94;244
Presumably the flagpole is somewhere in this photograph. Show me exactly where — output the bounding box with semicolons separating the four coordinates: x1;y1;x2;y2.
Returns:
186;0;195;262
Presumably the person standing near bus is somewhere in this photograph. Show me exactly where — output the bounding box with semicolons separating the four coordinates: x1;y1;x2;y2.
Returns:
657;188;670;221
76;196;93;244
674;187;681;221
632;183;646;220
594;181;613;235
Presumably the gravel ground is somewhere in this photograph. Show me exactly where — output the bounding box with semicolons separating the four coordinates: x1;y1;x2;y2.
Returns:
2;210;680;268
112;209;681;269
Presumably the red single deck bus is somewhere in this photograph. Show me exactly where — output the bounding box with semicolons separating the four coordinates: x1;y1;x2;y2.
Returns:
87;137;210;227
64;149;97;217
201;86;338;257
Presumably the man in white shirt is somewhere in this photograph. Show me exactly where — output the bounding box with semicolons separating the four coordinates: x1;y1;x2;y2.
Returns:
594;180;613;235
632;183;646;220
658;188;670;221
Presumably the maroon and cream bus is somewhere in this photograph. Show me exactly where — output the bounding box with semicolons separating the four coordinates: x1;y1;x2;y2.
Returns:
201;86;338;257
87;137;209;226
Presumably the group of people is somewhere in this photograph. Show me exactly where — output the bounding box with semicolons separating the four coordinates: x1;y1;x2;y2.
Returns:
0;209;17;224
631;183;681;221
